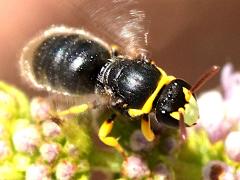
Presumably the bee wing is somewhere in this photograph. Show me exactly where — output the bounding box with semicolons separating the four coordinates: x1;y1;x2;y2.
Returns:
57;0;149;58
48;93;110;113
46;92;110;129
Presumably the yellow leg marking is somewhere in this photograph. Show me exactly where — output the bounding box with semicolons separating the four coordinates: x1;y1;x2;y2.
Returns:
141;118;155;142
57;104;90;116
98;117;125;155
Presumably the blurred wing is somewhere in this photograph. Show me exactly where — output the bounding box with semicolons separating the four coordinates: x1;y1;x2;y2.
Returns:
57;0;149;58
49;93;109;112
47;92;110;126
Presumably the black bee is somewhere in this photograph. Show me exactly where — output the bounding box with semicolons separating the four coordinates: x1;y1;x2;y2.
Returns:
20;0;219;154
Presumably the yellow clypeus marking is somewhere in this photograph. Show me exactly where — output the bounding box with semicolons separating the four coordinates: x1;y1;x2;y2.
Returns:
128;68;175;117
170;107;185;120
183;87;191;102
169;87;199;126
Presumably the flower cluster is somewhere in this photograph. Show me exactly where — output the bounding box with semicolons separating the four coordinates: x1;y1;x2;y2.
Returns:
0;82;91;179
194;63;240;179
0;63;240;179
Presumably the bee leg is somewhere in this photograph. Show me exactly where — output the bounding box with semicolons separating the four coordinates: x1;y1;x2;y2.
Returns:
98;114;127;157
141;115;155;142
57;103;93;116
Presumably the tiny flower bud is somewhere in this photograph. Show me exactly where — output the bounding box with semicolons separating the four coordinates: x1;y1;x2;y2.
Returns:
202;160;235;180
130;130;153;152
198;90;230;143
0;140;11;160
0;125;7;139
122;155;150;179
42;121;61;138
30;97;51;121
40;143;59;163
0;91;15;119
221;63;240;122
225;131;240;162
13;154;31;172
163;137;178;155
56;161;77;180
64;143;79;157
236;169;240;180
153;163;173;180
26;164;50;180
13;126;41;154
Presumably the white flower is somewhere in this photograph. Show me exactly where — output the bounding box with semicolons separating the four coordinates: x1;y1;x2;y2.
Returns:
13;126;41;154
56;161;77;180
26;164;50;180
42;121;61;138
225;131;240;162
197;90;230;143
122;155;150;179
0;140;10;160
40;143;59;163
30;97;51;121
221;63;240;121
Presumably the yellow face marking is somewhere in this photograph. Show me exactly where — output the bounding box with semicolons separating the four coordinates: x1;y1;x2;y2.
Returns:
128;68;175;117
170;87;199;126
183;87;191;102
170;107;185;120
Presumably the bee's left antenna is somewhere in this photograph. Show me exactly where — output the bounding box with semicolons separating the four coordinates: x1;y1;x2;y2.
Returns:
190;65;220;93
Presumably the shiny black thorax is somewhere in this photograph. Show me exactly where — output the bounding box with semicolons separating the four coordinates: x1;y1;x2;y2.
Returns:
98;59;161;109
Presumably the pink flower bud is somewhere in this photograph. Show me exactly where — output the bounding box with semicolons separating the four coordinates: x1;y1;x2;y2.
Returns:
153;163;173;180
0;125;6;137
197;90;230;143
64;143;79;157
30;97;51;121
26;164;50;180
122;155;150;179
221;63;240;122
0;91;14;119
56;161;77;180
202;160;235;180
42;121;61;138
236;169;240;180
225;131;240;162
40;143;59;163
13;126;41;154
130;130;154;152
0;140;10;160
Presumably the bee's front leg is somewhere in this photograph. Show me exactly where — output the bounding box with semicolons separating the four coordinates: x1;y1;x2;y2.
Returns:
98;113;127;157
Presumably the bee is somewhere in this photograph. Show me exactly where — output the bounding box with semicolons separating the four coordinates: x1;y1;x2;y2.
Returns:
20;0;219;154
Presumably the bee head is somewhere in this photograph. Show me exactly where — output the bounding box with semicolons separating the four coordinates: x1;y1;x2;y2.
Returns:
155;79;199;128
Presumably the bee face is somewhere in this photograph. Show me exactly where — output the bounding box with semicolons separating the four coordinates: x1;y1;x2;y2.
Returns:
155;79;199;128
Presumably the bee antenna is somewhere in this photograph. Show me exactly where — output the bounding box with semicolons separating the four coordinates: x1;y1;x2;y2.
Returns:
190;65;220;93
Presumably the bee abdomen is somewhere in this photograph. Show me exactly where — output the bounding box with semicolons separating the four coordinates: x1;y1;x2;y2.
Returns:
23;31;111;94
